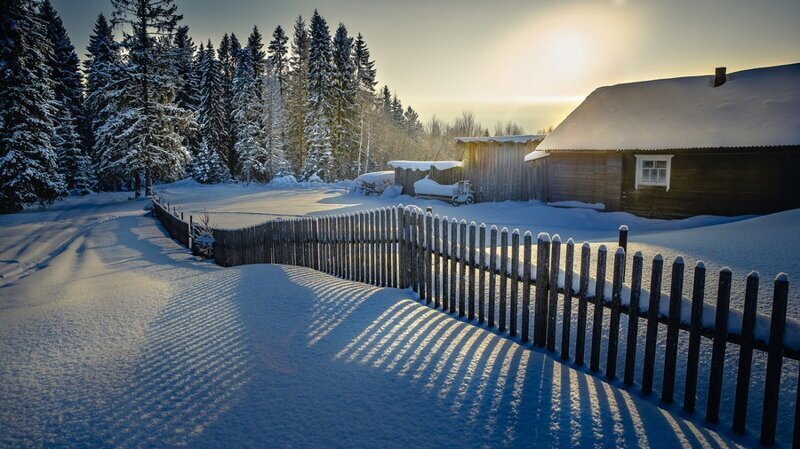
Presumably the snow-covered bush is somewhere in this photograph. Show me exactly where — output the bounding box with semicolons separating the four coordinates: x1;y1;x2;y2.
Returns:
192;211;215;258
307;174;324;184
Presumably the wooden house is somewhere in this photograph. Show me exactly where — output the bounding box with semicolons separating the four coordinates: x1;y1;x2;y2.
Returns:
531;63;800;218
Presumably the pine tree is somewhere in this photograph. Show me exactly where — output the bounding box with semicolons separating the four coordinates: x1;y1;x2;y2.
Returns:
39;0;91;190
218;33;240;177
391;94;405;128
104;0;190;196
268;25;289;96
0;0;65;212
84;13;118;185
301;10;334;181
286;16;309;176
381;85;392;117
196;40;229;182
232;49;266;183
331;23;358;180
404;106;423;140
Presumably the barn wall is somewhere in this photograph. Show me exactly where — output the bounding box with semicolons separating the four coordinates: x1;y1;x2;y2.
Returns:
546;152;623;210
620;147;800;218
393;167;464;196
461;142;547;202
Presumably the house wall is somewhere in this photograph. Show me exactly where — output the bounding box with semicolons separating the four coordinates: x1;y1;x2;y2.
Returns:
461;142;548;202
620;147;800;218
546;152;623;210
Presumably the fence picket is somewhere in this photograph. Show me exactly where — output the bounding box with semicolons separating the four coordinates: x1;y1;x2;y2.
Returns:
575;243;590;366
510;230;520;337
662;257;685;403
683;262;706;412
761;273;789;445
642;255;664;395
442;216;450;311
590;246;607;372
489;226;498;328
479;224;487;325
733;271;759;433
499;228;509;333
560;239;575;359
468;222;477;321
607;248;625;380
450;219;458;314
426;213;433;302
706;268;732;423
521;232;532;343
433;215;441;308
547;236;561;351
624;252;644;386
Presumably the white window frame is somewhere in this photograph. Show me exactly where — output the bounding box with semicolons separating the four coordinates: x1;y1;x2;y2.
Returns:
634;154;673;191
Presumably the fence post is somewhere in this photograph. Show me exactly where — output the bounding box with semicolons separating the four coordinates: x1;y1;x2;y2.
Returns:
547;235;561;351
534;233;551;347
459;220;467;317
642;255;664;394
624;252;644;386
433;215;441;308
468;222;477;321
488;226;498;328
521;232;532;343
499;228;509;332
606;247;625;380
662;256;684;403
575;243;590;366
733;271;759;433
706;267;732;423
449;218;458;314
426;213;434;304
188;215;193;252
761;273;789;445
441;216;450;311
478;224;487;325
509;230;520;336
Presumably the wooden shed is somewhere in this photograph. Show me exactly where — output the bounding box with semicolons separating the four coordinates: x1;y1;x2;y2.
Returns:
454;135;547;202
532;63;800;218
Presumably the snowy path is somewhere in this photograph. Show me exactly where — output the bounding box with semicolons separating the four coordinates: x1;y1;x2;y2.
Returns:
0;195;749;447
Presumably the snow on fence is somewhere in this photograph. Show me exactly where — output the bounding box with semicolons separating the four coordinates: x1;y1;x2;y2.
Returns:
151;196;796;446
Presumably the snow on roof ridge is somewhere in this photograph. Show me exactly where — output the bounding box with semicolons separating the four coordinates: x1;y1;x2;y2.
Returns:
388;160;463;171
455;134;546;144
539;62;800;151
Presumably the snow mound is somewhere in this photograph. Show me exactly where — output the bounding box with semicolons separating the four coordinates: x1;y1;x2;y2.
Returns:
269;175;298;186
381;185;403;199
413;177;457;197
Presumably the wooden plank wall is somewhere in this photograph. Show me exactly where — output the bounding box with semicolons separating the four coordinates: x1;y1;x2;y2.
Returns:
620;147;800;218
546;152;623;210
461;142;548;203
393;166;464;196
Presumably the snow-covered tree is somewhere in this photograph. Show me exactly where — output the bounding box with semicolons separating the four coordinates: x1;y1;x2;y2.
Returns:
261;65;290;180
102;0;190;196
0;0;65;213
39;0;92;191
84;13;118;182
196;40;230;182
232;49;266;183
353;33;377;175
247;26;266;95
174;26;199;112
192;137;226;184
404;106;423;140
286;16;309;176
331;23;358;180
218;33;240;176
301;10;334;181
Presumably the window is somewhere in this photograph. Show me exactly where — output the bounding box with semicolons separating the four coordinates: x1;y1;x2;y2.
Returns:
635;155;673;190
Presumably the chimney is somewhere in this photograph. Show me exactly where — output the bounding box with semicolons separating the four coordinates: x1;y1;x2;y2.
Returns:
714;67;727;87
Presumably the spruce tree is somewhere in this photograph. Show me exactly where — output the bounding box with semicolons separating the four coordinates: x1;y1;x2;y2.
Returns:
353;33;377;175
331;23;358;179
0;0;65;212
404;106;423;140
174;25;200;170
196;40;229;182
232;49;266;183
39;0;92;191
286;16;309;176
192;138;225;184
84;13;118;184
261;64;290;180
247;26;266;94
301;10;334;181
268;25;289;96
218;33;240;177
105;0;190;196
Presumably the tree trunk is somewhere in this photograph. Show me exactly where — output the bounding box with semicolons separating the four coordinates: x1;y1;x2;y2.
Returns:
145;168;153;197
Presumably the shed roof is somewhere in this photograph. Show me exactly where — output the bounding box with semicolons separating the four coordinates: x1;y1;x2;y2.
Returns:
455;135;546;144
388;160;463;171
537;63;800;152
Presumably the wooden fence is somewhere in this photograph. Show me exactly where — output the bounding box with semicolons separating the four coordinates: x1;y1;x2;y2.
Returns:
151;196;797;446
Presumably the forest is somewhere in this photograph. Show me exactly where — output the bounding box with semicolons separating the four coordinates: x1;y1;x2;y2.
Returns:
0;0;530;213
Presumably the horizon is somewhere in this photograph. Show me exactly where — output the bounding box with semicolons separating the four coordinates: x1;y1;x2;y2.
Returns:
53;0;800;132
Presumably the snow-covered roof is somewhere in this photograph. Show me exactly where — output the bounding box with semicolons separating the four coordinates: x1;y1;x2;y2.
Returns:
455;135;546;144
388;160;463;171
523;150;549;162
538;63;800;151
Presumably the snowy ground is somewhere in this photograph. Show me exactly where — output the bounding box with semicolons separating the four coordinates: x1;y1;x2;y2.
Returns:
0;192;760;447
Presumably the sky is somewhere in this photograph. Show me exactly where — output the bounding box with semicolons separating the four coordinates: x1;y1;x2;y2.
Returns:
53;0;800;133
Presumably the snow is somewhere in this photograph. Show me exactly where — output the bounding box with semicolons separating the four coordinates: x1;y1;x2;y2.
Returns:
522;149;549;162
269;174;298;186
547;200;606;210
354;170;394;184
0;193;748;447
381;185;403;199
539;63;800;151
413;177;458;197
388;160;463;171
455;135;546;144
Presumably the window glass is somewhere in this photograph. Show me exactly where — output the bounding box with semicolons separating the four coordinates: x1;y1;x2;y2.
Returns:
638;156;671;187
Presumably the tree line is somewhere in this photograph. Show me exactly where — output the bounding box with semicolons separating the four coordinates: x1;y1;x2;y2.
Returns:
1;0;526;213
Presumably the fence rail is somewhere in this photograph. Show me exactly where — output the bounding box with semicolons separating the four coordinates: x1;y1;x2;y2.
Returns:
151;196;797;446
